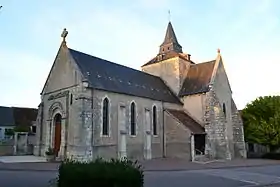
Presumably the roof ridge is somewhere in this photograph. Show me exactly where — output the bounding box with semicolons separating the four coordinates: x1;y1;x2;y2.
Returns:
12;106;37;110
190;60;215;66
69;48;167;80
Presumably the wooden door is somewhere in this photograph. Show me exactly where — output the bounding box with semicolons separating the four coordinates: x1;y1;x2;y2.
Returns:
54;121;61;157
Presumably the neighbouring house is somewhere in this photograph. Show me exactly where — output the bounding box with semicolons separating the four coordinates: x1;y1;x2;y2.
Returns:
34;21;246;162
0;106;15;140
0;106;38;140
13;107;38;134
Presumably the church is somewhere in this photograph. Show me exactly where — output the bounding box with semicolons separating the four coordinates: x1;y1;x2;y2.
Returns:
33;21;247;162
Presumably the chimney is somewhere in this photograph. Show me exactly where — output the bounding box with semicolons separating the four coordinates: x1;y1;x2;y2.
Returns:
187;54;191;60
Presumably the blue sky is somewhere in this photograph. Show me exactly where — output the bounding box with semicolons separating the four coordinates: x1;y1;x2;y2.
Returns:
0;0;279;109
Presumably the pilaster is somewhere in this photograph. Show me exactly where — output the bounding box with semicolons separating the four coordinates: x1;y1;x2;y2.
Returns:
70;84;93;161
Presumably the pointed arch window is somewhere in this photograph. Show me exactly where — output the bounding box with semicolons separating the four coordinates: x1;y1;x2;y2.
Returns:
130;102;136;136
222;103;226;117
152;106;157;135
102;98;109;136
70;94;73;105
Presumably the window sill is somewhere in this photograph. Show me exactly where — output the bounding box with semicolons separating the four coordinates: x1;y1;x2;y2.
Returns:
101;135;110;138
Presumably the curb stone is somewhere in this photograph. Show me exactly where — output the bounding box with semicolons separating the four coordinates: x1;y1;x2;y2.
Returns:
144;162;280;172
0;162;279;172
244;182;280;187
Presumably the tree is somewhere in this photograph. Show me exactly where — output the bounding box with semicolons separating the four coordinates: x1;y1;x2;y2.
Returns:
14;125;30;133
242;96;280;152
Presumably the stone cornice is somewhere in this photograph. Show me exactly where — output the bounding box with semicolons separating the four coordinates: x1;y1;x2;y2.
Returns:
48;90;69;101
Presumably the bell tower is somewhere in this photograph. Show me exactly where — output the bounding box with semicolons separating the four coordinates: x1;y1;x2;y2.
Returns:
159;22;183;54
142;22;192;96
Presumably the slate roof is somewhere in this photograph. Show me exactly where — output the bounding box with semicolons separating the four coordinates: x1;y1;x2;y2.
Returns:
13;107;38;126
161;22;181;47
179;60;216;96
166;109;205;134
69;48;182;104
0;106;38;127
0;106;15;127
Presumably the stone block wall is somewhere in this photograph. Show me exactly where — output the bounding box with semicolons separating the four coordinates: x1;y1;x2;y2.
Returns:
183;94;206;124
0;139;14;156
35;84;173;161
164;111;192;160
34;81;95;162
69;85;94;161
33;102;43;156
231;99;247;158
204;90;231;160
142;57;191;95
91;89;166;160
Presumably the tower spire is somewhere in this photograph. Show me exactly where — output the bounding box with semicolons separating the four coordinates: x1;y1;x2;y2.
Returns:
159;21;182;54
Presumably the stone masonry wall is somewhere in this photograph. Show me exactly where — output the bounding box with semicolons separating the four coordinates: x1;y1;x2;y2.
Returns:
91;89;169;161
164;111;192;160
36;82;184;162
202;58;241;160
204;90;230;160
231;99;247;158
35;83;95;162
142;57;191;95
33;102;43;156
68;83;94;161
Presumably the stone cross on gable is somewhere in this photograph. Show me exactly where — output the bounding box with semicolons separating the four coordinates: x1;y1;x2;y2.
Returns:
61;28;68;42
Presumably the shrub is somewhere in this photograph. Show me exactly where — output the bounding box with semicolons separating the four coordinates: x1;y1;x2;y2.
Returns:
57;158;144;187
261;153;280;160
45;147;55;156
4;129;14;136
14;125;30;132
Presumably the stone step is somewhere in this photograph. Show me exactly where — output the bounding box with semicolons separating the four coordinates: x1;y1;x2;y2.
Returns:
194;155;211;162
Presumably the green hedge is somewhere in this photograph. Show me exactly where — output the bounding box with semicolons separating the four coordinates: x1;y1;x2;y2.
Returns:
57;158;144;187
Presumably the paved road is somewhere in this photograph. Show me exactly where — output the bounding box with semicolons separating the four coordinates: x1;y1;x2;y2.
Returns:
1;165;280;187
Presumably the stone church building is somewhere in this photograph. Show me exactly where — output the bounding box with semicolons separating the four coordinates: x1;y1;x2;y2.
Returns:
33;22;246;162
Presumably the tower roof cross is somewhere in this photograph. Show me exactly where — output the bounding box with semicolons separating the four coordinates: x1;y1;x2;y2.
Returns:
61;28;68;42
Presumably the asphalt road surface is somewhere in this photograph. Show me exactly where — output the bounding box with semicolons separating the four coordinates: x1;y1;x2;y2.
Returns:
1;165;280;187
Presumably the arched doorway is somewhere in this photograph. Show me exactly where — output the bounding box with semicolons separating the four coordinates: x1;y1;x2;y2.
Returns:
53;113;62;157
